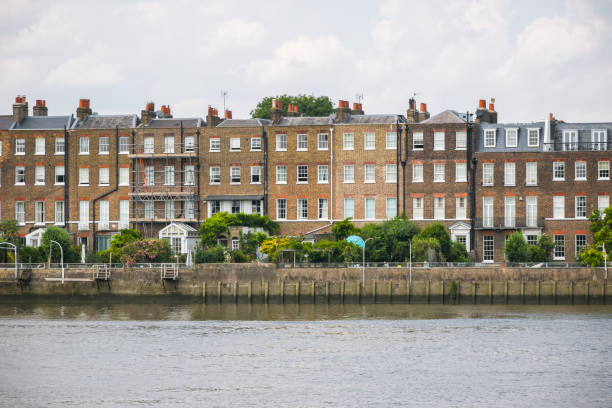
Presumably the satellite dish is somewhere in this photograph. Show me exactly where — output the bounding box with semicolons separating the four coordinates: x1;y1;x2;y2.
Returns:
346;235;365;248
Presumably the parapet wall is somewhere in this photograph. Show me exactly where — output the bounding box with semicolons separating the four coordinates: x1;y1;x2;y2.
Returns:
0;264;608;304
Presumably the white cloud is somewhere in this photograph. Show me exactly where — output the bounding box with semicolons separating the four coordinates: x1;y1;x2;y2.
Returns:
45;46;123;87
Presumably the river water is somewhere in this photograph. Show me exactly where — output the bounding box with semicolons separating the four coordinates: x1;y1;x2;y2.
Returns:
0;301;611;407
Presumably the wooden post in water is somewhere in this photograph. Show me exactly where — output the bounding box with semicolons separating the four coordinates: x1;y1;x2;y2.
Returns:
457;280;461;305
388;280;393;303
233;281;238;304
372;280;377;303
248;280;252;303
280;280;285;304
473;281;477;305
441;280;444;304
602;280;606;305
312;281;316;304
504;280;508;304
569;281;573;305
426;280;430;304
521;280;525;304
488;280;493;304
296;280;300;304
407;280;411;304
553;280;557;305
341;280;345;304
265;281;269;304
586;281;589;305
203;282;207;304
358;281;361;304
217;281;222;304
536;280;540;304
326;281;330;304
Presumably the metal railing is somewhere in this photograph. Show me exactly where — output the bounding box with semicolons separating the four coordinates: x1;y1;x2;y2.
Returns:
476;217;544;229
544;141;609;152
278;261;501;269
160;263;179;280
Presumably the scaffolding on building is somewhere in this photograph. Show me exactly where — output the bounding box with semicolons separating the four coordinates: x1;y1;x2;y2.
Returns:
129;139;200;237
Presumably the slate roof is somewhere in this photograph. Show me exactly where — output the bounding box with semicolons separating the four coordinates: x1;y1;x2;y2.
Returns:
341;114;406;125
0;115;13;129
10;115;73;130
72;114;138;129
421;110;467;124
217;118;270;127
553;122;612;150
143;118;204;128
275;116;334;126
274;113;405;126
476;122;545;152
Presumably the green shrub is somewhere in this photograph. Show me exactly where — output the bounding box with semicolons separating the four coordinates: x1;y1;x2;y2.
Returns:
19;246;45;263
504;232;529;262
120;239;172;266
195;245;227;263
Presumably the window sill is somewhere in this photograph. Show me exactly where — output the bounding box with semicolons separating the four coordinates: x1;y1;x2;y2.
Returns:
482;183;494;187
209;150;220;153
276;181;287;185
553;179;565;182
553;257;566;261
15;152;25;155
318;148;328;151
54;183;65;186
230;182;241;185
504;184;516;187
79;153;90;155
250;149;262;152
364;147;375;151
100;184;110;187
386;147;397;150
119;184;129;187
433;148;445;151
55;223;65;226
526;183;538;187
575;178;587;181
15;183;25;186
99;152;109;155
434;180;445;183
229;150;241;153
385;181;397;184
412;180;423;183
119;152;129;155
55;152;65;155
297;149;308;152
297;181;308;184
276;149;287;152
598;178;610;181
79;184;89;187
344;181;355;184
251;182;261;185
343;148;354;151
413;147;424;151
34;153;45;155
455;147;467;150
456;179;467;183
318;181;329;184
364;181;375;184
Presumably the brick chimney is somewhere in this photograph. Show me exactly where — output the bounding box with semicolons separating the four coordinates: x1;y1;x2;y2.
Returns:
406;98;420;123
33;99;48;117
141;102;157;124
487;97;497;124
474;98;497;124
206;106;222;127
351;102;364;115
224;109;232;119
335;100;351;123
12;95;28;124
285;102;298;117
270;99;283;124
418;103;430;122
76;99;92;121
158;105;173;118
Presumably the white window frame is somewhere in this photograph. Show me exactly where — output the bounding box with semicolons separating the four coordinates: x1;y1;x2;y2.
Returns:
297;199;308;220
434;197;445;220
251;166;261;184
575;195;587;218
526;162;538;186
318;198;329;220
209;138;220;152
99;200;109;230
184;135;195;153
164;136;175;153
433;163;445;182
15;201;25;226
385;164;397;183
455;162;467;182
504;162;516;186
344;165;355;183
209;166;220;184
144;136;155;154
276;134;287;151
504;196;516;227
35;138;45;155
412;197;423;220
364;165;375;183
34;201;45;225
119;136;129;154
35;166;45;185
230;137;241;152
144;166;154;186
55;166;65;185
99;167;110;186
344;198;354;219
553;162;565;181
483;236;494;262
505;128;518;148
276;199;287;220
455;131;467;150
165;200;174;219
364;132;376;150
99;136;109;155
386;198;397;219
484;129;496;148
597;195;609;215
15;138;25;155
575;161;587;181
119;167;129;186
251;137;261;151
55;201;65;225
553;196;565;219
592;129;607;151
526;196;538;227
412;163;423;183
554;235;565;260
144;202;154;219
79;137;89;155
276;165;287;184
163;166;174;186
230;166;241;184
185;165;195;186
119;200;129;228
562;130;578;151
412;132;423;150
15;166;25;185
386;132;397;150
297;165;308;184
575;234;587;257
343;133;354;150
79;200;89;230
364;198;375;220
317;133;329;150
297;134;308;151
527;128;540;147
598;161;610;180
318;165;329;184
482;163;494;186
78;168;89;186
55;138;65;155
456;197;466;219
433;131;444;151
482;197;493;227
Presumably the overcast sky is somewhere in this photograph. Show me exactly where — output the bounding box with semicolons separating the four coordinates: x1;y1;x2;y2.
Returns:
1;0;611;122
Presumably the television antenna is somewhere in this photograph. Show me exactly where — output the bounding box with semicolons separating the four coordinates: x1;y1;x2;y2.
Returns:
355;93;363;104
221;90;228;112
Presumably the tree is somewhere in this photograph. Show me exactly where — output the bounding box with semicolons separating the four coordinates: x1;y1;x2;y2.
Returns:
449;241;469;263
331;218;358;241
411;237;442;262
195;245;227;263
107;229;142;260
418;223;452;261
250;95;334;119
579;206;612;266
120;239;172;266
527;233;555;262
0;219;19;243
504;232;529;262
40;226;79;263
199;212;234;248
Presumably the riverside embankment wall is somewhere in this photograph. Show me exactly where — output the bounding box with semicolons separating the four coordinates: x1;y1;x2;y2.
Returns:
0;264;608;304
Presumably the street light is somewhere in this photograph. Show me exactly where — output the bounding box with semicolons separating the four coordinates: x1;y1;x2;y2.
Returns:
363;238;373;284
49;240;64;284
602;245;608;281
0;242;17;279
409;239;412;285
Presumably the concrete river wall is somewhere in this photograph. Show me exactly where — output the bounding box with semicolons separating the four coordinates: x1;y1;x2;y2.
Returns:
0;264;609;304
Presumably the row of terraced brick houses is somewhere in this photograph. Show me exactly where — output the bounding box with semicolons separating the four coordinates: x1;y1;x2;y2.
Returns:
0;95;609;262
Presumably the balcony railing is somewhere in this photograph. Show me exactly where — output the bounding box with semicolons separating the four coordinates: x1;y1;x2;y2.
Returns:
129;142;198;156
544;142;609;152
476;216;544;229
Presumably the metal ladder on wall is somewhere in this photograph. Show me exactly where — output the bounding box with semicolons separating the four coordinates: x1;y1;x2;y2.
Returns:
160;263;179;280
93;264;112;281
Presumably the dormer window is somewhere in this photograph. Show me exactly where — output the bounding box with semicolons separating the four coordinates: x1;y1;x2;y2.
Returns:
484;129;496;148
505;128;518;147
527;128;540;147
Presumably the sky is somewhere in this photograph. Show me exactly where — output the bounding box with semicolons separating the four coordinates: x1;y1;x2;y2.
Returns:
1;0;611;122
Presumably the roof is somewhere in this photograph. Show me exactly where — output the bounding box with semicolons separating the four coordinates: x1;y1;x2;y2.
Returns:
10;115;73;130
217;118;270;127
72;114;138;129
275;116;334;126
0;115;13;129
421;110;467;124
143;118;204;128
204;195;264;201
159;222;199;236
342;114;406;125
476;122;545;152
273;113;405;127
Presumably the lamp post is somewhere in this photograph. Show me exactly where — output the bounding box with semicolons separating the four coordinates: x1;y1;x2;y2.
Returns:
602;245;608;281
49;240;64;284
362;238;373;284
409;239;412;285
0;242;17;279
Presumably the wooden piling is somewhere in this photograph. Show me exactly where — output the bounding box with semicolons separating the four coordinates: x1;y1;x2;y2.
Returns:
265;281;269;304
553;280;557;305
358;281;361;304
388;280;393;303
521;280;525;304
504;280;508;304
586;281;589;305
407;280;411;304
457;280;461;305
312;281;316;303
372;280;376;303
248;280;252;303
296;280;300;304
473;281;476;305
426;280;430;304
536;280;540;304
280;280;285;304
569;281;573;305
602;280;606;305
217;281;222;303
341;280;345;304
326;281;330;303
488;280;492;304
441;280;444;304
202;282;207;304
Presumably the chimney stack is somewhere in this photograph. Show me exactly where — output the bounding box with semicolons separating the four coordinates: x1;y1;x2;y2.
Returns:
474;98;497;124
224;109;232;119
285;102;300;117
141;102;157;124
76;99;92;121
406;97;420;123
206;106;222;127
418;102;430;122
270;99;283;124
12;95;28;124
335;100;351;123
33;99;48;117
351;102;364;115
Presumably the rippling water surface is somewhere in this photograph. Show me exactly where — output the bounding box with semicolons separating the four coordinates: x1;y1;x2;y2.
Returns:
0;301;611;407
